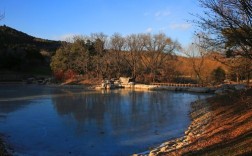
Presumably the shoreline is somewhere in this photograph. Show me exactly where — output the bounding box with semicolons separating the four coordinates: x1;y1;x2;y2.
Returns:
0;135;11;156
136;88;252;156
0;81;247;94
135;99;211;156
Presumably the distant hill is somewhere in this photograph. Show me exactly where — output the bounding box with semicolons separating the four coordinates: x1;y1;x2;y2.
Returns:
0;25;62;52
0;25;63;74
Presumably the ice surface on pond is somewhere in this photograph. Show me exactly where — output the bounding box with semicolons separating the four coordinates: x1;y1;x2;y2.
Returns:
0;85;211;156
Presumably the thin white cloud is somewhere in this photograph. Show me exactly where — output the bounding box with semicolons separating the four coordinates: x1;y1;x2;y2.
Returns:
144;9;171;20
155;11;161;17
146;27;153;33
154;10;171;17
159;27;167;31
169;23;192;30
144;12;150;16
53;33;77;41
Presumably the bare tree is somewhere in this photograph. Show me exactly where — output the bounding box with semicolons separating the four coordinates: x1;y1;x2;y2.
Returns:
142;33;179;82
125;34;144;78
0;12;4;20
109;33;125;77
195;0;252;59
184;35;208;85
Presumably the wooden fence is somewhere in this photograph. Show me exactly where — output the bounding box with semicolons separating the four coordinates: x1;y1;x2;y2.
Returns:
150;83;203;87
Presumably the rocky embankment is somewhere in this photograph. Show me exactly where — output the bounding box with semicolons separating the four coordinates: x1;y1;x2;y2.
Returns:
0;136;10;156
137;88;252;156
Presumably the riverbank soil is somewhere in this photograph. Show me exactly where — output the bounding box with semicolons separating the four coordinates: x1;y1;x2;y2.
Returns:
150;88;252;156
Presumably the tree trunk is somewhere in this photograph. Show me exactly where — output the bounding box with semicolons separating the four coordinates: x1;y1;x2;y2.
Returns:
247;72;250;85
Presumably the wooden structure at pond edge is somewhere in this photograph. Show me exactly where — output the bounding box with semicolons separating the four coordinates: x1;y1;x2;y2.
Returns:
150;83;204;87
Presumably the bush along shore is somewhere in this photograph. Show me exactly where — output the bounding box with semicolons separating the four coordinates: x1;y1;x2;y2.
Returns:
136;88;252;156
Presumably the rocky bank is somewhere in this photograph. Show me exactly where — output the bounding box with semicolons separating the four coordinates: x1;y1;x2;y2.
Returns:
0;136;10;156
137;88;252;156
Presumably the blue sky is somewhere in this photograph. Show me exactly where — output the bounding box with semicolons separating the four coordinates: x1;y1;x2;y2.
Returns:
0;0;203;47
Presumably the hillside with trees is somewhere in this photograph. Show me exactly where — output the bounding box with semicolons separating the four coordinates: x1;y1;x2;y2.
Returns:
0;25;62;74
0;25;249;85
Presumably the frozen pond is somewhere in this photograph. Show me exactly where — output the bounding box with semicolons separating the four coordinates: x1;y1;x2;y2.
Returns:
0;84;210;156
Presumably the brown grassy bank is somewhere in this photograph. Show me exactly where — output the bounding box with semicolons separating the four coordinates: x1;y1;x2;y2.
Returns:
148;88;252;156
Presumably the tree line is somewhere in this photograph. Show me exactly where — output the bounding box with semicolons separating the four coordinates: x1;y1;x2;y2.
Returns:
0;25;62;73
50;33;182;83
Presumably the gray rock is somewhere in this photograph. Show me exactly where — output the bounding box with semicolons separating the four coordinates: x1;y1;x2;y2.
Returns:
234;84;246;90
215;89;225;95
188;87;210;93
220;84;235;89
